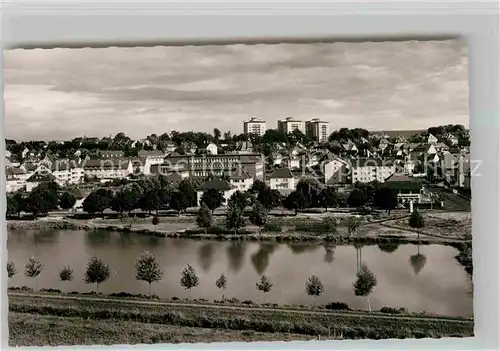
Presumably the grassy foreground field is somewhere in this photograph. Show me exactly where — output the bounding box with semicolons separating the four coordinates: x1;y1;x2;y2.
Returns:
8;293;474;346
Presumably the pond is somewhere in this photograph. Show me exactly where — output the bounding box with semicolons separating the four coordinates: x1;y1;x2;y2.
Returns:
7;229;473;317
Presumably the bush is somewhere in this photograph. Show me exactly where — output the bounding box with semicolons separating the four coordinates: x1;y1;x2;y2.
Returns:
379;307;407;314
40;288;62;293
263;222;283;233
294;219;338;234
324;302;350;310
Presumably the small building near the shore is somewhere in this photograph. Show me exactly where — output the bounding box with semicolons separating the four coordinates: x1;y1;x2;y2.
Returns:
384;174;425;204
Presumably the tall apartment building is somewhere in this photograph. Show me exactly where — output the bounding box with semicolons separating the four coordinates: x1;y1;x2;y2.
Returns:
243;117;266;136
306;118;330;142
277;117;305;134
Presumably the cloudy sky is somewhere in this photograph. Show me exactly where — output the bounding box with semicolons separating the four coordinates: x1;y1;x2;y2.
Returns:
4;40;468;141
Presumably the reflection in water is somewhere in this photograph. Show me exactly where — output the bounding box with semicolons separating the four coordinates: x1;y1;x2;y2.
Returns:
378;243;400;253
119;232;134;246
226;242;247;273
323;243;336;264
410;244;427;275
198;243;214;272
86;230;112;246
288;243;319;255
33;230;60;245
251;243;277;275
7;229;473;317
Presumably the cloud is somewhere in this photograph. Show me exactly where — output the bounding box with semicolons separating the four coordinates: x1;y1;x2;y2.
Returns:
4;40;468;141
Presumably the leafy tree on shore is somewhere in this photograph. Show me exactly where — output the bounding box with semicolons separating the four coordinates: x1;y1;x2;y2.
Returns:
180;264;200;294
348;217;361;238
319;187;337;211
59;265;74;283
353;263;377;312
409;209;425;240
84;255;111;294
200;189;224;213
256;275;273;303
259;189;283;212
225;203;246;234
7;194;25;218
83;189;113;217
139;188;164;215
152;215;160;230
305;275;324;309
215;273;228;300
283;190;309;215
170;191;188;216
7;261;17;278
227;191;250;212
196;202;213;234
25;255;43;290
135;251;164;295
59;192;77;210
347;188;367;208
249;201;268;234
374;187;398;215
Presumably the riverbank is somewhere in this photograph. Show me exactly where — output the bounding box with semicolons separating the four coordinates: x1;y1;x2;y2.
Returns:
8;292;474;345
7;212;470;246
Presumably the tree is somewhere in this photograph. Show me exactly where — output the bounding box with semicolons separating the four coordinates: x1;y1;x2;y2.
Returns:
283;190;309;215
256;275;273;303
84;255;110;294
319;187;337;211
24;187;59;218
215;273;228;300
250;180;268;197
152;215;160;230
347;188;367;208
227;191;250;212
7;194;24;218
180;264;200;295
259;189;283;212
196;202;213;234
213;128;222;142
7;261;17;278
135;251;164;295
305;275;324;309
111;186;141;215
59;265;74;283
225;204;246;234
200;189;224;213
25;255;43;290
83;189;113;217
139;188;163;215
408;210;425;240
170;191;188;216
374;187;398;215
353;263;377;312
348;217;361;237
59;192;77;210
249;201;268;234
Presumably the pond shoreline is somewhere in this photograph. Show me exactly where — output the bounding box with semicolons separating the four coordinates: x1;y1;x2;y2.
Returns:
7;218;466;248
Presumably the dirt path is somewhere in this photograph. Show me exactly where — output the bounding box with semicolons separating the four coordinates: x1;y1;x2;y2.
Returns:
8;292;472;324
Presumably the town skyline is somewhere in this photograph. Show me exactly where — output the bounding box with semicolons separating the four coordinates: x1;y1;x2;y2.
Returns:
4;40;468;141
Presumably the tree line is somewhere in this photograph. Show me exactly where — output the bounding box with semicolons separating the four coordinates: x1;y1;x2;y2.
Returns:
6;174;400;222
7;252;378;311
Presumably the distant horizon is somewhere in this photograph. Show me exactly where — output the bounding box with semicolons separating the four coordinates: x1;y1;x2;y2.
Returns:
6;126;466;143
5;40;468;141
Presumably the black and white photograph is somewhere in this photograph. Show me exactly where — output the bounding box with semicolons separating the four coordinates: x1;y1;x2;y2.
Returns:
4;39;473;346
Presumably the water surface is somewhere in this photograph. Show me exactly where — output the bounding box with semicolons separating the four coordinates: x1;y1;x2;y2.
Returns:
7;229;473;317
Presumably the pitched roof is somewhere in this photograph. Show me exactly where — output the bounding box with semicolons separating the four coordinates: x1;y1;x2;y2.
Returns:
270;168;294;179
5;167;26;176
26;173;56;183
83;159;130;170
384;174;423;190
352;158;395;167
198;179;234;191
138;149;164;157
